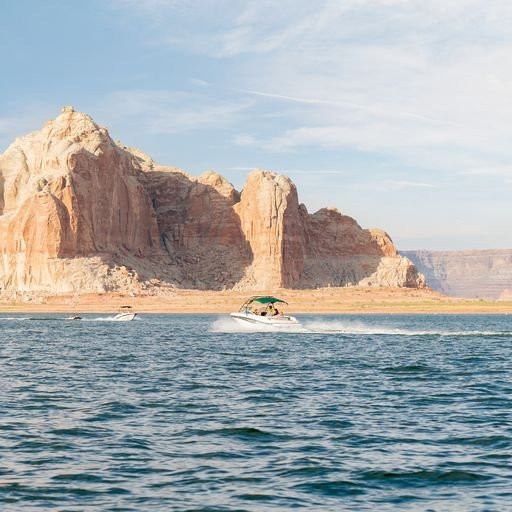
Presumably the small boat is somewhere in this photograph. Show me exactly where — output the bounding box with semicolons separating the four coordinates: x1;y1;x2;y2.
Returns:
67;315;82;320
230;296;300;328
114;306;137;321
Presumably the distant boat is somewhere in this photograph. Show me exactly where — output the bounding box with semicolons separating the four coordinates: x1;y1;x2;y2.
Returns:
114;305;137;321
230;296;300;328
67;294;82;320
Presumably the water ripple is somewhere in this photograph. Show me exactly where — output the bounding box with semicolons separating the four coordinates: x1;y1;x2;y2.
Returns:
1;313;511;511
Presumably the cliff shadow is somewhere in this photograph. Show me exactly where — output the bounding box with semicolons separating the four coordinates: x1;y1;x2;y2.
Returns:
299;253;388;288
48;154;253;292
297;209;416;288
137;169;253;290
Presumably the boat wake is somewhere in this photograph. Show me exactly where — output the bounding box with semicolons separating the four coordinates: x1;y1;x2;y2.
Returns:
302;320;512;336
210;317;307;333
0;316;138;322
210;317;512;337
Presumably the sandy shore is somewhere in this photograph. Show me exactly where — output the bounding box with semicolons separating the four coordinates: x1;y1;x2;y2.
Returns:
1;287;512;314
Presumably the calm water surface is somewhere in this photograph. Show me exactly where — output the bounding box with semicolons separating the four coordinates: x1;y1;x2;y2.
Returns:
1;313;511;511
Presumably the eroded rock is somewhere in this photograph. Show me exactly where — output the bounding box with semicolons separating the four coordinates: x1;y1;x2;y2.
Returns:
0;108;424;294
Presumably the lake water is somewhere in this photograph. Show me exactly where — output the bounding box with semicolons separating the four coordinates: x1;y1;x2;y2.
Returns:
1;313;511;511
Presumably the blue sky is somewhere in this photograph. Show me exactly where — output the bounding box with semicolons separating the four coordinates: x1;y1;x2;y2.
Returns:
1;0;512;250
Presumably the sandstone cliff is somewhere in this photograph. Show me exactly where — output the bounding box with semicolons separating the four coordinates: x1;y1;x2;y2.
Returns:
300;208;422;288
234;171;305;289
0;106;162;293
402;250;512;299
140;167;251;289
0;107;424;295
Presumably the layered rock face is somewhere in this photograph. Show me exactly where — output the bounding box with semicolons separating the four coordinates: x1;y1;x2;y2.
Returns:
0;107;424;294
140;166;251;289
402;250;512;299
300;208;423;288
235;171;305;289
0;106;160;292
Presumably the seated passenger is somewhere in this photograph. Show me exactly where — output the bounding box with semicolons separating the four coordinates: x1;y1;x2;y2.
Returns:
267;303;278;316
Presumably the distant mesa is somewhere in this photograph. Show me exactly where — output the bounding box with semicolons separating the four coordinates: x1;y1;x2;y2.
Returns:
0;107;425;295
402;250;512;299
499;289;512;301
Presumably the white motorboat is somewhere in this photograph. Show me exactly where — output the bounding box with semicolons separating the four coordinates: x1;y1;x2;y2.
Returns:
114;306;137;321
230;296;300;328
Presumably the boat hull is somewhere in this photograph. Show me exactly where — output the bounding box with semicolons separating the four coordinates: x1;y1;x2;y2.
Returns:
114;312;137;321
230;312;300;328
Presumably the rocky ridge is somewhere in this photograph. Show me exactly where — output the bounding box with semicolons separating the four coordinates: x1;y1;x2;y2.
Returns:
0;107;424;295
402;250;512;299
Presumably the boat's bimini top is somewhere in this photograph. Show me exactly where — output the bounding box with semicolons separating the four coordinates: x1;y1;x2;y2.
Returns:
239;296;287;312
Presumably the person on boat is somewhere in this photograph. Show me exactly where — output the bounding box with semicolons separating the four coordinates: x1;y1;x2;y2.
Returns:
266;303;278;316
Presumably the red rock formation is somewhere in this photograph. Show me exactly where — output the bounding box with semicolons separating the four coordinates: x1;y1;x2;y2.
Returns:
234;171;304;288
0;106;160;292
0;108;424;294
234;172;423;289
140;167;251;289
298;207;423;288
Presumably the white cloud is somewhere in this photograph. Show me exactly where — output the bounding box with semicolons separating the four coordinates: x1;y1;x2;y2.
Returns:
106;1;512;247
99;90;251;134
228;166;346;175
352;179;437;192
457;165;512;177
111;0;512;176
190;78;210;87
385;180;436;189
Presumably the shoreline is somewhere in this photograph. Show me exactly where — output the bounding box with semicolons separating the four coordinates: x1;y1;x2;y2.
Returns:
1;287;512;315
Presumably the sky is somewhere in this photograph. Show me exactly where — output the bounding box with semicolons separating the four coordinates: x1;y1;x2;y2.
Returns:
1;0;512;250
